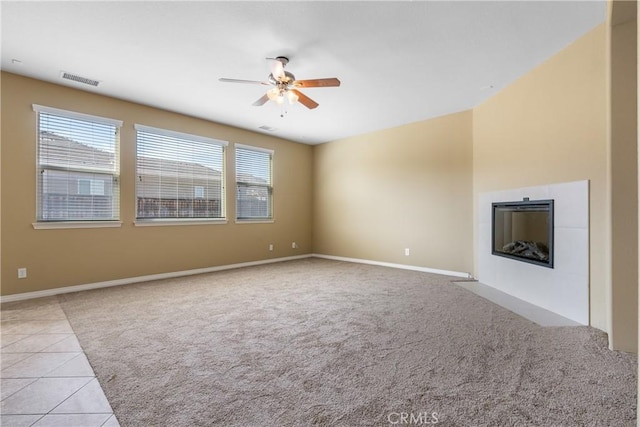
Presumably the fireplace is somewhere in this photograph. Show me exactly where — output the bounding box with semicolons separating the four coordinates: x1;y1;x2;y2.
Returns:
492;198;554;268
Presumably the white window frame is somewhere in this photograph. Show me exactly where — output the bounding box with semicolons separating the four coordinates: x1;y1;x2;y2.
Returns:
32;104;122;229
134;124;228;226
235;143;274;223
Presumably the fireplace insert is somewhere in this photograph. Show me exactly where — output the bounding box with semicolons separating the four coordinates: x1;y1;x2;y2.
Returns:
492;199;554;268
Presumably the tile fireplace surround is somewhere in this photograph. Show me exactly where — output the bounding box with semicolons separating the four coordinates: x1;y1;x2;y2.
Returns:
477;180;589;324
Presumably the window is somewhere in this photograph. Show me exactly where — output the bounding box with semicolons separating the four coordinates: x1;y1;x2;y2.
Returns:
78;179;105;196
194;186;205;199
235;144;273;220
135;125;227;220
34;105;121;222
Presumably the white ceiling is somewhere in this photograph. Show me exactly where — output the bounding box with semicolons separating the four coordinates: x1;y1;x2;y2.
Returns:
1;1;606;145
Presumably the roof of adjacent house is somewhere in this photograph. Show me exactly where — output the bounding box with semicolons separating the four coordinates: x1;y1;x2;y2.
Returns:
40;131;223;179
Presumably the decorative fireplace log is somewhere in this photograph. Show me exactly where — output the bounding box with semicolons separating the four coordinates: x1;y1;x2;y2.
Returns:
501;240;549;262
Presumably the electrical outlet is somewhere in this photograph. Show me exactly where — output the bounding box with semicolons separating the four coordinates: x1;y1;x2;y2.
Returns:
404;248;410;256
269;244;274;252
292;242;297;249
17;268;27;279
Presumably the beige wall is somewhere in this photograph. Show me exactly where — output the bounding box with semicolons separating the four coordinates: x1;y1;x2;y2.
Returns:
473;24;610;331
610;1;638;353
0;72;313;296
636;0;639;415
312;111;474;274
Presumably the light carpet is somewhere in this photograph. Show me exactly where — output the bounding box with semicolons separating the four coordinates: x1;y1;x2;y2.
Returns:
56;258;637;426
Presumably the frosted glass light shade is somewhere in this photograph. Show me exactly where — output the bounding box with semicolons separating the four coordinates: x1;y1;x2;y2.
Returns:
286;91;299;104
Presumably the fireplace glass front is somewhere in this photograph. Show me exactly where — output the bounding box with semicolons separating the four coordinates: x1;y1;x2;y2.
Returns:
492;199;554;268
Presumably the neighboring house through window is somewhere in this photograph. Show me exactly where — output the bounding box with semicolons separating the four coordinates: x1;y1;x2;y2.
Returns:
78;179;105;196
235;144;273;220
34;105;122;222
135;125;227;220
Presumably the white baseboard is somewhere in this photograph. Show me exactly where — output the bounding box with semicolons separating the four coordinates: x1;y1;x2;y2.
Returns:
1;253;471;304
0;255;313;303
311;254;472;279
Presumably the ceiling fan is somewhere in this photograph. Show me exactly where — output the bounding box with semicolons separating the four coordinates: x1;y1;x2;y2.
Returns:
219;56;340;111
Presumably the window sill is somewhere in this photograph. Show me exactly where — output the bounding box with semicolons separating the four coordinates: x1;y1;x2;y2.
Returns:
235;219;275;224
32;221;123;230
134;219;228;227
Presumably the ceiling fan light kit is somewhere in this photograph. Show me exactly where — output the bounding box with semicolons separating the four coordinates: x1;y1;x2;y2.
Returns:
219;56;340;115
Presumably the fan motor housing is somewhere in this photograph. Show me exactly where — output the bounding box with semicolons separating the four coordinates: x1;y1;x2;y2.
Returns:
269;71;295;86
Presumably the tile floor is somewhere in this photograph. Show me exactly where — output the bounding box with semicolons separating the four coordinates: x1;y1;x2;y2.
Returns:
453;280;581;327
1;297;120;427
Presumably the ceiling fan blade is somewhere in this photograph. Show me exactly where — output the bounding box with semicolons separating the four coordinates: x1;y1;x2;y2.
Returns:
252;93;270;106
293;78;341;88
219;78;270;85
291;89;319;109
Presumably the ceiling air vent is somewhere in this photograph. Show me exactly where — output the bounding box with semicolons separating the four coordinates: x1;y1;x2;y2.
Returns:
61;71;100;87
258;125;277;132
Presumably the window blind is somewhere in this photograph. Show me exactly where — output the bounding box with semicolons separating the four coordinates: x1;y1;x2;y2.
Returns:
235;144;273;220
135;125;227;219
34;105;121;221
